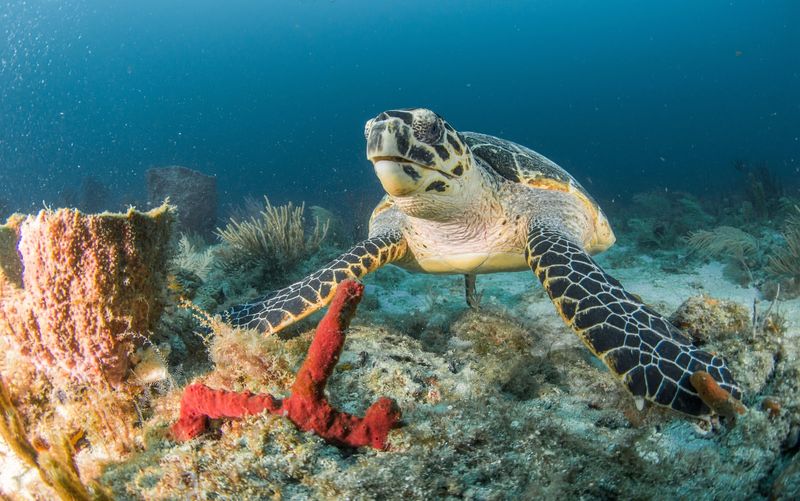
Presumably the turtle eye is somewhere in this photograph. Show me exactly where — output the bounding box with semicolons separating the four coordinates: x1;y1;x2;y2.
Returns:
413;118;444;144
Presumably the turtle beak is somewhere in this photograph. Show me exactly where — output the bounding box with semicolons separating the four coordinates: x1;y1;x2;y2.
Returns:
372;159;426;196
366;117;421;163
367;120;428;196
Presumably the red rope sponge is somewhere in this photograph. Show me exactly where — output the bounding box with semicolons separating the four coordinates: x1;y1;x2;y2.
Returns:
171;280;401;450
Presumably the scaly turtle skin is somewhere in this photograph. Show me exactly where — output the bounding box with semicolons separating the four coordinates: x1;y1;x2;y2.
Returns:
225;108;741;418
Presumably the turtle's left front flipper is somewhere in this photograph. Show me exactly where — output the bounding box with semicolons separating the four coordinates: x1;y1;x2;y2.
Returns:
223;231;407;335
525;225;742;417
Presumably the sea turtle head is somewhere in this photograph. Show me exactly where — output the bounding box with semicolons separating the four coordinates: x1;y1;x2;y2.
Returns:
365;108;475;218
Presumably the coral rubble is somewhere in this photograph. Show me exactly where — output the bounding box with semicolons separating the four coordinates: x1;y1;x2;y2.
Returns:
172;280;401;449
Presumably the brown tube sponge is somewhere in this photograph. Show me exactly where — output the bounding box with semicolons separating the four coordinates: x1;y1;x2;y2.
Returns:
0;205;173;388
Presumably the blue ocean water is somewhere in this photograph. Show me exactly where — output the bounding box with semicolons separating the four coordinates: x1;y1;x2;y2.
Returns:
1;0;798;217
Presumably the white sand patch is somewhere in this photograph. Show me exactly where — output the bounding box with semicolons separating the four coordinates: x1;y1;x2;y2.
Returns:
369;257;800;343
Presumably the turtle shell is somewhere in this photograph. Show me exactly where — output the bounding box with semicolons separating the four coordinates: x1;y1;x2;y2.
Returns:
462;132;598;207
463;132;613;253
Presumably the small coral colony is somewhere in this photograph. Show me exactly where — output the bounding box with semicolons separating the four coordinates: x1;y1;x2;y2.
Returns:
0;158;797;498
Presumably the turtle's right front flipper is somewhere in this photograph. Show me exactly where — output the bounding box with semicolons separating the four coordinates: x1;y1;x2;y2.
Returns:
526;225;742;417
224;232;407;334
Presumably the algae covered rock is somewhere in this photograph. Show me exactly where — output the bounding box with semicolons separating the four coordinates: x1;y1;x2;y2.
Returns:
669;294;782;397
89;258;797;499
669;294;750;343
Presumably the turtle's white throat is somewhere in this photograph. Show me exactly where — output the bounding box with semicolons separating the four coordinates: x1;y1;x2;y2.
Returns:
374;159;489;222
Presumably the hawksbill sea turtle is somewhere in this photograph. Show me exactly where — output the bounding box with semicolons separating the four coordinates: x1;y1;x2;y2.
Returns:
224;108;741;418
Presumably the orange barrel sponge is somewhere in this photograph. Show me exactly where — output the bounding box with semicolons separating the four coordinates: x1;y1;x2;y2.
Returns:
0;205;173;388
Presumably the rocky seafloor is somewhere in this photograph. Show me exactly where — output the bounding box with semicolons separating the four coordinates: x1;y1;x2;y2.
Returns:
88;242;800;500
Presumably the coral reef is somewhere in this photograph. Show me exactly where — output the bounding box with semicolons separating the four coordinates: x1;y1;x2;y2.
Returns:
147;166;217;238
99;275;799;499
2;195;791;498
169;196;338;322
0;205;173;388
172;280;401;449
166;197;347;327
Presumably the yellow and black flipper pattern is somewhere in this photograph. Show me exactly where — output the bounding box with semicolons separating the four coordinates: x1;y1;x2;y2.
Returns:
526;225;742;417
224;231;407;334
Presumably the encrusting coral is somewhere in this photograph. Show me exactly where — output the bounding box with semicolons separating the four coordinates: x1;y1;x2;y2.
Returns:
0;205;173;389
171;280;401;450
